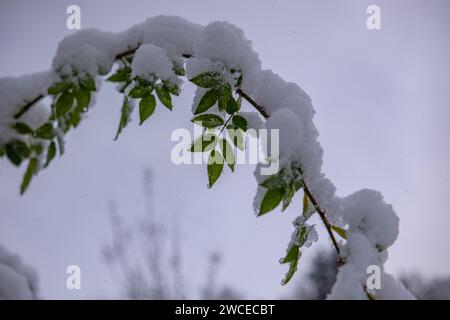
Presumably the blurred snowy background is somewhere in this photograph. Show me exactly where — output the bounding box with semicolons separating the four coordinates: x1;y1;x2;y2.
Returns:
1;0;449;299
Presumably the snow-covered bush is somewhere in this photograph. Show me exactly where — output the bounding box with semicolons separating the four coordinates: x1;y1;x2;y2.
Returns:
0;245;38;299
0;16;412;299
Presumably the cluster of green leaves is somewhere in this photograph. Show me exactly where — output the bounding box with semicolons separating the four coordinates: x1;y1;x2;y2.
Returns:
188;72;249;188
257;166;313;285
46;73;96;159
280;223;315;285
46;73;96;161
0;72;97;194
10;122;57;168
258;165;347;284
107;58;180;140
48;73;96;131
2;121;57;194
258;166;304;216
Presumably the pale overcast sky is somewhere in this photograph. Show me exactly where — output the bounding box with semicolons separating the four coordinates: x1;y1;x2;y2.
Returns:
0;0;449;299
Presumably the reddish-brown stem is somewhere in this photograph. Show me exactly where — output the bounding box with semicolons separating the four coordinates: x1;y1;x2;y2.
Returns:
236;89;342;260
235;88;270;119
302;182;342;260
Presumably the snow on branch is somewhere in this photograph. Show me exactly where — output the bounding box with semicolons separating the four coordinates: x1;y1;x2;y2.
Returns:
0;15;413;299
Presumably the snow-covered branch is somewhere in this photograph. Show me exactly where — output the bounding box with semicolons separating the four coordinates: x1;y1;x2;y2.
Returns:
0;15;413;299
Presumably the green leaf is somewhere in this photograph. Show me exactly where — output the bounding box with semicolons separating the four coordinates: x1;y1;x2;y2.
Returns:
168;86;180;96
297;225;310;247
302;192;316;218
69;109;82;128
44;141;56;168
280;245;299;264
155;85;172;110
236;95;243;108
191;114;224;128
164;82;180;96
79;74;96;91
0;145;5;157
74;89;91;112
13;122;34;135
217;84;232;112
139;94;156;125
174;66;185;76
280;245;301;285
258;188;284;216
260;175;284;190
232;115;248;131
190;72;222;88
114;97;132;141
225;97;239;114
35;123;55;140
293;179;304;191
20;158;38;195
55;91;74;117
331;225;347;240
194;89;219;114
129;84;151;99
282;183;296;212
48;81;71;95
107;67;130;82
31;144;43;156
6;141;29;166
188;133;217;152
207;150;224;188
219;139;235;172
227;128;244;151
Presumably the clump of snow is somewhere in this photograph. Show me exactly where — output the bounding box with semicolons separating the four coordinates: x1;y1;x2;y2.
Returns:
138;15;202;58
193;21;261;82
328;233;380;300
131;44;178;85
0;72;54;145
326;190;409;299
303;225;319;248
342;189;399;249
328;233;414;300
239;111;266;139
0;245;38;299
264;108;304;168
53;16;201;78
186;57;237;87
377;273;416;299
52;29;118;76
240;111;265;131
